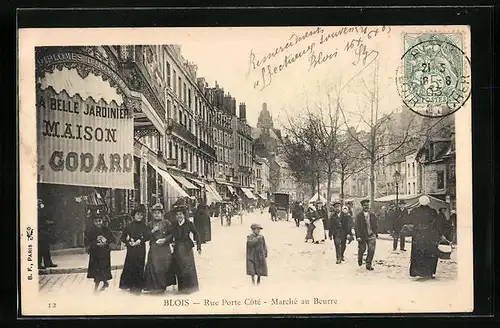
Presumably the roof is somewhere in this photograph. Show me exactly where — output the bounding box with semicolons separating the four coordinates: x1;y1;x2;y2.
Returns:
416;138;454;163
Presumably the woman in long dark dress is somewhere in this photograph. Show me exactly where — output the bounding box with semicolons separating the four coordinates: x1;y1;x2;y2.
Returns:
85;215;114;292
408;196;448;278
171;205;202;294
194;202;211;243
143;203;177;294
119;205;150;294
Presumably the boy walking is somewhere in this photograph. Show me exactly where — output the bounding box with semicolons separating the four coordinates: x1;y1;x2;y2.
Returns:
246;223;268;285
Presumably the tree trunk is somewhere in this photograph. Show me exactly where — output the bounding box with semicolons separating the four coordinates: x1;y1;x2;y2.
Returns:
370;159;375;205
326;169;332;217
311;180;316;199
340;168;345;204
317;172;321;202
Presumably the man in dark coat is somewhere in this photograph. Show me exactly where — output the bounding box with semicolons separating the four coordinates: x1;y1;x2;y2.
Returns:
354;199;378;271
38;199;57;269
393;201;409;251
268;203;277;222
194;200;211;243
329;201;353;264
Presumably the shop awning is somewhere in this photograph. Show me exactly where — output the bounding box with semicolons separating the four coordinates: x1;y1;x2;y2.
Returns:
206;184;223;201
205;184;223;204
227;185;235;194
150;163;189;198
172;175;199;190
259;193;267;200
187;177;204;187
215;178;232;186
374;193;421;202
241;187;257;199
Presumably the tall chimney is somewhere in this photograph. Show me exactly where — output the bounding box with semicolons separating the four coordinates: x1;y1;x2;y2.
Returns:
239;102;246;119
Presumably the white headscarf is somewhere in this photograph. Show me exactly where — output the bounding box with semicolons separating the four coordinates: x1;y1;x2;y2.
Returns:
419;195;430;206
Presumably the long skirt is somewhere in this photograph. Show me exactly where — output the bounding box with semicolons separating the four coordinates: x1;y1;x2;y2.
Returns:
143;243;176;292
312;219;325;242
305;224;314;240
409;226;439;277
87;246;112;282
173;243;199;294
119;245;146;291
195;218;211;243
204;219;212;242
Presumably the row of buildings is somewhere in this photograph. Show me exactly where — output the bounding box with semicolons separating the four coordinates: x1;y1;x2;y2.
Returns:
36;45;298;250
343;117;457;211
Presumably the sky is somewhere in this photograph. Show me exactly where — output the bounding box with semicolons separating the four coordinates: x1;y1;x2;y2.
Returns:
173;26;404;129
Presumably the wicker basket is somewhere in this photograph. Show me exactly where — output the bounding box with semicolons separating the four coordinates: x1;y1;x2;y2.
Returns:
437;244;453;259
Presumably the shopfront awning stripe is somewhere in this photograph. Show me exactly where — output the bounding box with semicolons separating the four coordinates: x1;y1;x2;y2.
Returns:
171;175;199;190
241;187;257;199
227;185;235;194
206;184;223;202
149;163;189;198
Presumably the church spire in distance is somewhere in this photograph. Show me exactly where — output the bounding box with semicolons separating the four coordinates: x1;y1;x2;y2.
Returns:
257;102;274;130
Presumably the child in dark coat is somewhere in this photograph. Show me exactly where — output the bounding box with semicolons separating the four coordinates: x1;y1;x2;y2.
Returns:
246;223;268;285
85;215;114;292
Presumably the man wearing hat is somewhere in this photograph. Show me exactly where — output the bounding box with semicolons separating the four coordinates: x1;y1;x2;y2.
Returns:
354;199;378;270
38;199;57;269
329;201;353;264
392;200;409;251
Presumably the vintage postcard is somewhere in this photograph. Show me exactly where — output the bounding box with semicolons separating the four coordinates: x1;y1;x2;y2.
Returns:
18;25;473;316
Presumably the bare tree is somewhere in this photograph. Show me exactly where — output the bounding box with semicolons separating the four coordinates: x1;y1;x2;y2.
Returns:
335;131;370;202
281;114;323;199
340;59;420;204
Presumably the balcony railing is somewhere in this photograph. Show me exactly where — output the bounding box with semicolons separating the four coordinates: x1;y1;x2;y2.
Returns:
200;140;216;159
167;118;198;145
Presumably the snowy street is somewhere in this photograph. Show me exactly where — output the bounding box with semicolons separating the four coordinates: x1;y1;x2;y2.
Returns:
35;210;461;315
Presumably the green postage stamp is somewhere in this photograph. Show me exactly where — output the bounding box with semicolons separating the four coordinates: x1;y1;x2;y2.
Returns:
396;32;471;118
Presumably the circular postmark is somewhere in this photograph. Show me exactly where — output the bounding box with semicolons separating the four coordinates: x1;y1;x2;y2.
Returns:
395;38;471;118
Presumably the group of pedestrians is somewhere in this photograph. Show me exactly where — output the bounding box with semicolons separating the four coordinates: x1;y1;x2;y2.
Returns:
85;202;203;295
288;196;455;278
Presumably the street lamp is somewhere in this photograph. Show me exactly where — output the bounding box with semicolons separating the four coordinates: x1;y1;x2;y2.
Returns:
393;170;401;205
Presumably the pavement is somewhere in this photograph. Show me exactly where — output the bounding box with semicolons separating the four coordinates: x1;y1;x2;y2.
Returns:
41;215;413;275
36;210;461;314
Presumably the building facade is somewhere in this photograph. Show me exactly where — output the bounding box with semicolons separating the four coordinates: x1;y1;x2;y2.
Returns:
405;152;420;195
416;136;456;209
236;103;253;189
253;156;271;198
35;45;225;250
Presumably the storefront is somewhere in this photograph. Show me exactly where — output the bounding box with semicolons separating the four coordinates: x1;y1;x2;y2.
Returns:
36;46;139;249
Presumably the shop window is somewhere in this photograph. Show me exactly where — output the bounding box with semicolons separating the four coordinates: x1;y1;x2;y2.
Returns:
178;77;182;98
449;164;456;179
168;142;173;158
437;170;445;189
173;71;177;93
166;62;171;87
